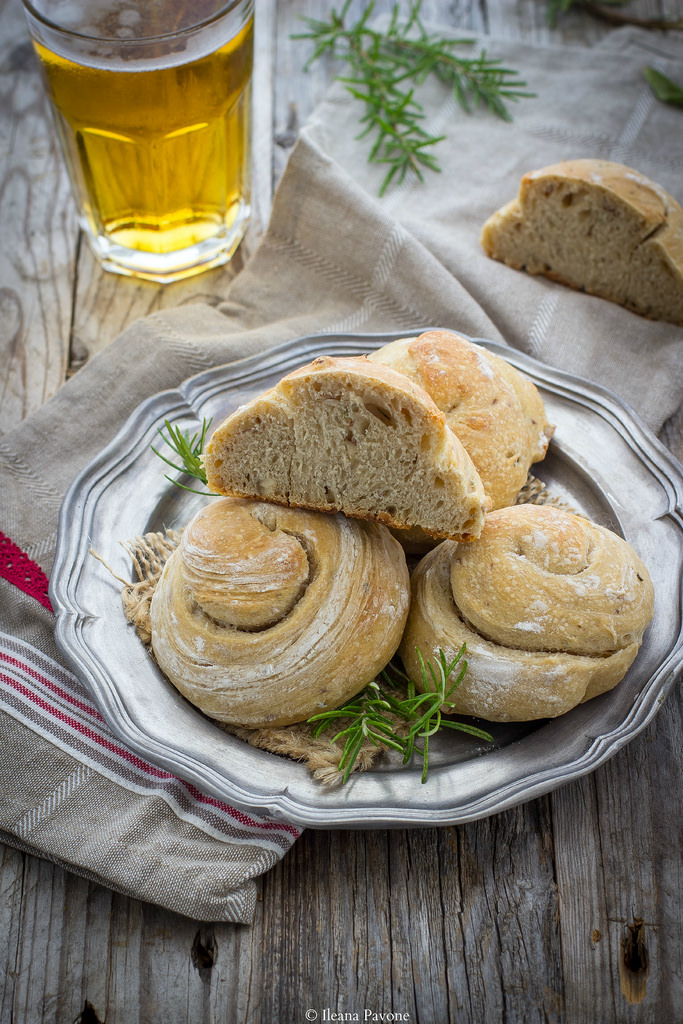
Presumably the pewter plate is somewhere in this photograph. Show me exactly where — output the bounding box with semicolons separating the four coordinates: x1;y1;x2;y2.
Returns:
50;331;683;828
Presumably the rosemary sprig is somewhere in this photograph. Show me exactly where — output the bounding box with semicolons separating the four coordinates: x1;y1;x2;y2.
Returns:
294;1;533;195
309;644;494;783
151;417;214;495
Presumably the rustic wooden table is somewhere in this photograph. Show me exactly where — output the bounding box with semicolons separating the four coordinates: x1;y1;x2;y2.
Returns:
1;1;681;1022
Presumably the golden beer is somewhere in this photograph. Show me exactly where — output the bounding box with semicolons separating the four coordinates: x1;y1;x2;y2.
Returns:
24;1;253;281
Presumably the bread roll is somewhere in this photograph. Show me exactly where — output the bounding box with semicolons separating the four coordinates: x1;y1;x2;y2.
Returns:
400;504;655;722
481;159;683;326
370;329;554;510
150;497;411;728
204;355;488;543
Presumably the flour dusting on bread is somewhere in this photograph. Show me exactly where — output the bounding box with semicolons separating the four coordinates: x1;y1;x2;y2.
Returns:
400;504;655;722
370;329;554;512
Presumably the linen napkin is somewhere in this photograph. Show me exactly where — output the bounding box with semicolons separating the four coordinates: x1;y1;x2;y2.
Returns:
1;25;682;924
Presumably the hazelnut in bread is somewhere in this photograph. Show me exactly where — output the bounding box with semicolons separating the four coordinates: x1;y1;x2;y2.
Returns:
203;355;489;542
370;329;554;511
400;504;655;722
481;159;683;326
150;497;411;728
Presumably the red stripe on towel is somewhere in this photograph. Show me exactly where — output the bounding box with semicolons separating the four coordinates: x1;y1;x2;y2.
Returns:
0;651;104;720
0;637;302;845
0;533;53;611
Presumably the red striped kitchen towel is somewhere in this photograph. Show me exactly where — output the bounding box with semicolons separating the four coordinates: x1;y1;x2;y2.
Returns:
0;537;300;923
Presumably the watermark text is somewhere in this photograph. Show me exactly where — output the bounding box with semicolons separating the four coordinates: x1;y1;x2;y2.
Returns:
304;1011;410;1022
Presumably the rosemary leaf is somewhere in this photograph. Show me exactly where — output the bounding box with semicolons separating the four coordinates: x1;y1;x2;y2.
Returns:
644;67;683;108
151;417;215;495
309;645;494;783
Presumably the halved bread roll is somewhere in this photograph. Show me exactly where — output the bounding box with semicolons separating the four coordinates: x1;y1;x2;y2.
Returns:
150;497;411;728
481;159;683;326
204;355;488;542
370;329;554;511
400;504;655;722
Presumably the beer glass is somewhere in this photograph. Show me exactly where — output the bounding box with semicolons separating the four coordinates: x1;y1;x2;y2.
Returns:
22;0;254;282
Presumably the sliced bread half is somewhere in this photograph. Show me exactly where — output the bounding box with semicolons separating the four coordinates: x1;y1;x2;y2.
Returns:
481;159;683;326
203;355;488;542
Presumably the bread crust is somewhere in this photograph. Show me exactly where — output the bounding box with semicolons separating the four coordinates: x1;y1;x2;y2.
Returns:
150;497;411;728
481;159;683;325
400;504;655;722
204;354;489;542
370;330;554;510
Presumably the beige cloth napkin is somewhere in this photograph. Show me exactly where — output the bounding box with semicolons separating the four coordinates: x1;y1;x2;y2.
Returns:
236;23;683;431
1;26;682;923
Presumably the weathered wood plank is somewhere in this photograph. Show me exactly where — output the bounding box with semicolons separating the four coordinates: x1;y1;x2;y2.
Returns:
0;0;76;433
10;856;72;1021
258;830;397;1019
602;691;682;1021
66;244;240;376
0;844;24;1021
455;800;564;1022
251;0;277;240
551;686;683;1024
552;773;623;1023
4;857;267;1024
253;806;565;1022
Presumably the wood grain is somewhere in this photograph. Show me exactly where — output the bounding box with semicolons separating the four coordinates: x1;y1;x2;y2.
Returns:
0;0;76;432
1;1;681;1022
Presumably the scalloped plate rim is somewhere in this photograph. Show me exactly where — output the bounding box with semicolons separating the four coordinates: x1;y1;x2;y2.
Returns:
50;329;683;828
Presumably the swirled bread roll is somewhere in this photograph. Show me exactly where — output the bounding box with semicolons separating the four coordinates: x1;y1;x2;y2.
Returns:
369;329;554;510
400;505;655;722
203;355;488;543
481;159;683;325
150;497;411;728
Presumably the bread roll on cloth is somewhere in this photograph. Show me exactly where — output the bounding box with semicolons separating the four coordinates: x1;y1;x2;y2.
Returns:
400;504;655;722
369;329;554;511
150;497;410;728
481;158;683;326
203;355;488;543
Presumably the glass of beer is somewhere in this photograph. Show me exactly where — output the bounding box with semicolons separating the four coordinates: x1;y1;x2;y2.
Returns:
22;0;254;282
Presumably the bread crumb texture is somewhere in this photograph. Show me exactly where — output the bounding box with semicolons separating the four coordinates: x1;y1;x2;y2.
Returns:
203;355;489;541
481;158;683;326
